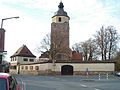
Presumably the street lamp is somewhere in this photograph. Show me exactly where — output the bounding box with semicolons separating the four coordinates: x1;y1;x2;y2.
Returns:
0;16;19;65
1;16;19;29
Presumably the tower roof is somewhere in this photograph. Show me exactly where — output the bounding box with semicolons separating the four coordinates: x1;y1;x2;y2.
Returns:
10;45;36;58
52;2;69;18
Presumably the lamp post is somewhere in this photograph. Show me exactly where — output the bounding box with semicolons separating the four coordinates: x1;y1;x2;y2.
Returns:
1;16;19;28
0;16;19;65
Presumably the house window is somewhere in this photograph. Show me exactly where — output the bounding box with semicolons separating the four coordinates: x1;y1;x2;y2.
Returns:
11;66;16;70
23;58;28;61
35;66;39;70
58;17;61;22
11;58;13;62
29;59;34;62
12;58;14;61
30;66;33;70
21;66;24;70
25;66;28;70
13;66;16;69
14;57;16;61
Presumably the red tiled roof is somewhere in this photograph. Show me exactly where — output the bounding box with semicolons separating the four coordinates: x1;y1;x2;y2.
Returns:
10;45;36;58
71;51;83;61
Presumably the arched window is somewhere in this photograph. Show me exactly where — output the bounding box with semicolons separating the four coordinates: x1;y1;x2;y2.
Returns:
58;17;61;22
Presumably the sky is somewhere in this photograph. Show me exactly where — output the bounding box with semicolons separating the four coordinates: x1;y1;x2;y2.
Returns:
0;0;120;61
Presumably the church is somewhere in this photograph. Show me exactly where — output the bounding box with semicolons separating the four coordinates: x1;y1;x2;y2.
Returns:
10;2;115;75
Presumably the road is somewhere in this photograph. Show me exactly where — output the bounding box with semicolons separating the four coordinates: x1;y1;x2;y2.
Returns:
15;75;120;90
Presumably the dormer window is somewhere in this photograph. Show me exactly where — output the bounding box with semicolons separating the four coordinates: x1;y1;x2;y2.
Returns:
58;17;61;22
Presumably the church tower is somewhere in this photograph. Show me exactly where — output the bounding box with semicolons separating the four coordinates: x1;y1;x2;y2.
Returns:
51;2;71;60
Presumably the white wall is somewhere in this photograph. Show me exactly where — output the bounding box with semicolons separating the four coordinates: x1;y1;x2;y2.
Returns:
47;63;115;72
11;62;115;75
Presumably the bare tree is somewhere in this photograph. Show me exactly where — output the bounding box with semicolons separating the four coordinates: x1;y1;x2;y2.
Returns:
81;39;97;61
95;26;105;60
94;26;119;60
72;39;97;61
81;41;89;61
40;34;51;52
38;31;71;62
72;43;82;53
39;33;51;53
107;26;119;59
50;30;71;61
87;39;98;61
113;50;120;71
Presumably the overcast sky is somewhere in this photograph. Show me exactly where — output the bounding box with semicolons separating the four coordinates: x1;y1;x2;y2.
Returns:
0;0;120;61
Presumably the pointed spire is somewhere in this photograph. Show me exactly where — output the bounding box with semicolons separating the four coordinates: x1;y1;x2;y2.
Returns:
58;1;64;9
52;1;69;19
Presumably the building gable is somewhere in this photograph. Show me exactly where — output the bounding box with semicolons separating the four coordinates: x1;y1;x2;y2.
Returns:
10;45;36;58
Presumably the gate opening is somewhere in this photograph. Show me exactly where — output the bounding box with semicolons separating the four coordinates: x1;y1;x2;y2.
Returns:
61;65;73;75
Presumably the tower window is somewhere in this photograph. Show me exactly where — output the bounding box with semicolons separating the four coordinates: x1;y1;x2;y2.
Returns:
58;17;61;22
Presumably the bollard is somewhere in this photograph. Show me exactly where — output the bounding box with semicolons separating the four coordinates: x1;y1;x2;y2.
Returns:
86;72;89;79
99;73;101;80
106;73;109;80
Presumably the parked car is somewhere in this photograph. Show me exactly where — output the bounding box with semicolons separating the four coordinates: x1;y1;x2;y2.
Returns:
115;72;120;76
0;73;20;90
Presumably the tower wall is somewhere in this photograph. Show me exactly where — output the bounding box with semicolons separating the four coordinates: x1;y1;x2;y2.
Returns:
52;16;69;23
51;22;69;49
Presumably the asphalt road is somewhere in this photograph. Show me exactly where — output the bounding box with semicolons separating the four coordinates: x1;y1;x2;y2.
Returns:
15;75;120;90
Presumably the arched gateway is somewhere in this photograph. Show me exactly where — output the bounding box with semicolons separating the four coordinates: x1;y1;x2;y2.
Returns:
61;65;73;75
